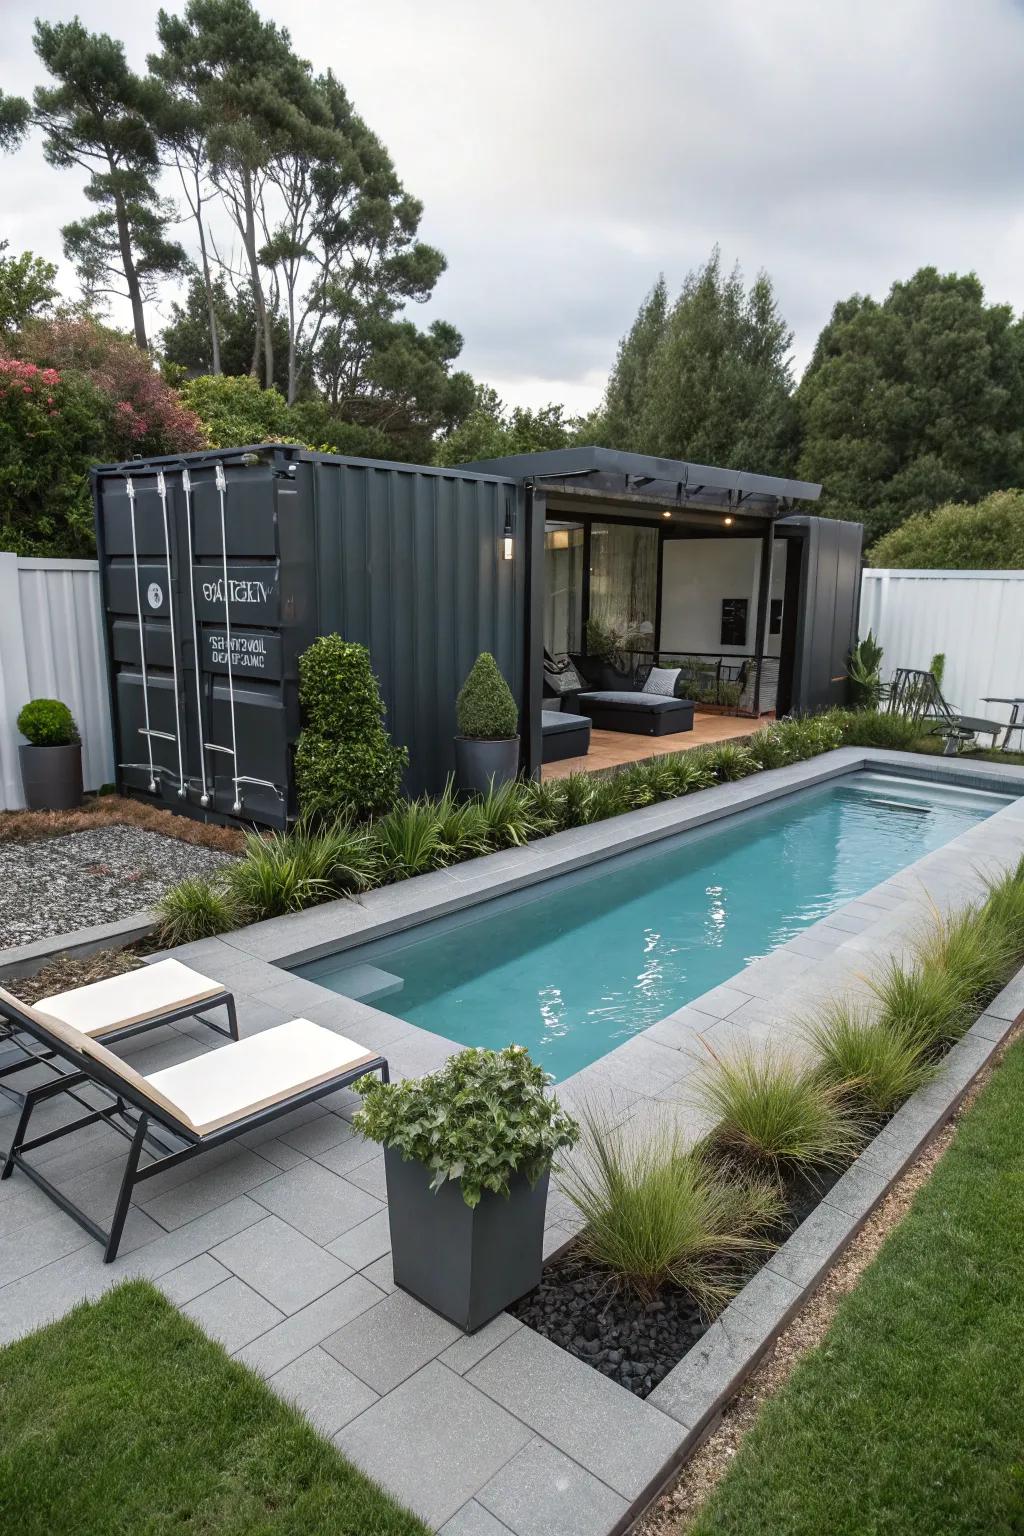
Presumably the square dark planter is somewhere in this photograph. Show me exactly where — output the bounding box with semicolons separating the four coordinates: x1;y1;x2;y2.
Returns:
384;1145;549;1332
18;742;83;811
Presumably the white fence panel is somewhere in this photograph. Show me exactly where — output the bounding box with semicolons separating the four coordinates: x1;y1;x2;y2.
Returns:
860;569;1024;727
0;555;113;810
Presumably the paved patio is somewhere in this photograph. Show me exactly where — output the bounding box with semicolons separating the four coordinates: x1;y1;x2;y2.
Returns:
3;749;1024;1533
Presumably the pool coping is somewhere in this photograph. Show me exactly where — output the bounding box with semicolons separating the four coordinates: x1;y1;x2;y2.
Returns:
145;748;1024;1534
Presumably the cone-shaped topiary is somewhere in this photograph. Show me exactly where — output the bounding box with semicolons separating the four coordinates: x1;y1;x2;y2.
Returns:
456;652;519;740
295;636;407;820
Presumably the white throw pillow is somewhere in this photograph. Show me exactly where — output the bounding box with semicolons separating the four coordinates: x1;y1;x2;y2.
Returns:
642;666;680;697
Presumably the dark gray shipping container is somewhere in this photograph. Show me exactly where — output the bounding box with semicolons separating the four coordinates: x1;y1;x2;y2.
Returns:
93;446;526;828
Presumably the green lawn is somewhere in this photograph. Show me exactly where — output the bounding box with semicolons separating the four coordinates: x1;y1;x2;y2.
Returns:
692;1035;1024;1536
0;1280;428;1536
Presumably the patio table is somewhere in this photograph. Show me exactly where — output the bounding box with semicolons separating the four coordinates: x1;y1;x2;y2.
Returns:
981;697;1024;751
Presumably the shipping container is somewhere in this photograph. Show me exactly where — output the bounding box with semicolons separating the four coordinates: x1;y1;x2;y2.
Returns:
93;446;526;828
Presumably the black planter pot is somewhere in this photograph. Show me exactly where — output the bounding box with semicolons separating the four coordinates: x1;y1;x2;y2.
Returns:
454;734;520;796
18;742;83;811
384;1146;549;1332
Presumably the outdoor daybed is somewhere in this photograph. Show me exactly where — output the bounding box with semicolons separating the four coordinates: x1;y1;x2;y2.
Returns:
0;986;387;1261
576;692;696;737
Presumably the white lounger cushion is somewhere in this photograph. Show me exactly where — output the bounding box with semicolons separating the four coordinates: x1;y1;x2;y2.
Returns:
144;1018;379;1136
35;959;224;1036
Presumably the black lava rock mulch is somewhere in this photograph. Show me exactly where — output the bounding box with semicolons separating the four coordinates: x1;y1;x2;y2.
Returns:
511;1156;852;1399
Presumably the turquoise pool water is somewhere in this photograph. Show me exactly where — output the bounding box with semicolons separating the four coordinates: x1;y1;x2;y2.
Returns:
302;772;1011;1080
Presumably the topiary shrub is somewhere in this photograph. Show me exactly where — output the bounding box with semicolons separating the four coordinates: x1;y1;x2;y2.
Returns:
294;636;407;821
456;652;519;739
17;697;79;746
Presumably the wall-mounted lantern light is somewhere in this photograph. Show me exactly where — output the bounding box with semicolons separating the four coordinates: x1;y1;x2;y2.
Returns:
502;502;514;560
723;515;734;527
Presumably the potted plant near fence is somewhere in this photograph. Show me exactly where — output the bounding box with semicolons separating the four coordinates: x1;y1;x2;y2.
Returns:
353;1045;579;1332
17;698;83;811
454;652;520;794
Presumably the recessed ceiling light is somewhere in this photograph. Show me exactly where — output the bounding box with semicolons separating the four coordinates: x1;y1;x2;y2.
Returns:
724;516;734;526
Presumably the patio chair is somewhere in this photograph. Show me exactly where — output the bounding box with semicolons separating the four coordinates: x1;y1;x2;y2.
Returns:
0;986;387;1261
886;668;1005;754
0;958;238;1097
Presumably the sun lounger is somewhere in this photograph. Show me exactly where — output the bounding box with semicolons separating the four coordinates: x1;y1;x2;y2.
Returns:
0;958;237;1099
0;986;387;1261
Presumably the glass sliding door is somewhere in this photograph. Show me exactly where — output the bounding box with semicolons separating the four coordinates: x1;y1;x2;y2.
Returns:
543;523;584;657
588;521;658;656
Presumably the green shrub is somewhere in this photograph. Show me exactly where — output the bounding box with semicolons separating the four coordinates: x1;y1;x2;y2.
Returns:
559;1112;781;1306
295;636;407;821
432;780;492;862
520;778;569;834
831;707;922;751
697;1045;863;1171
224;822;376;919
371;799;444;881
806;1000;936;1116
154;876;237;946
16;697;79;746
476;777;541;847
869;488;1024;570
557;771;600;827
866;957;963;1052
929;652;946;690
352;1045;579;1208
700;742;758;782
847;631;884;708
456;652;519;739
746;724;797;771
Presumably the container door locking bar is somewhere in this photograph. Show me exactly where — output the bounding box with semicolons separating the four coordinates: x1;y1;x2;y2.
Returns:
125;475;157;794
156;470;187;797
181;468;211;807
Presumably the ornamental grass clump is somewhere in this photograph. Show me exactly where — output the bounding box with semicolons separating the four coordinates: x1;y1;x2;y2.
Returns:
696;1045;863;1172
224;820;377;919
806;999;936;1117
559;1112;782;1307
913;902;1016;1018
371;798;445;881
981;857;1024;957
456;652;519;740
476;778;540;847
352;1045;579;1208
154;876;236;946
432;780;492;862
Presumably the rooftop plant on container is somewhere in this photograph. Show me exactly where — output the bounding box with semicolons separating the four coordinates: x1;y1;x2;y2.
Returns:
353;1045;578;1331
454;651;520;794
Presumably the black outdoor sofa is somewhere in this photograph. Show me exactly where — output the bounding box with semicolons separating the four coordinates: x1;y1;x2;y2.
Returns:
0;981;387;1262
543;649;696;739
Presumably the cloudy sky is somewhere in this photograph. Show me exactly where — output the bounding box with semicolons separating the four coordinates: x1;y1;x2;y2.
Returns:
3;0;1024;413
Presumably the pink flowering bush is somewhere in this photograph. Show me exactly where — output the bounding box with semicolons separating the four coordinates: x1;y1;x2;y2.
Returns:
0;356;113;555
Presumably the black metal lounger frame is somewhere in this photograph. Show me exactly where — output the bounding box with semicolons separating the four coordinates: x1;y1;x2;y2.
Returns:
0;995;387;1262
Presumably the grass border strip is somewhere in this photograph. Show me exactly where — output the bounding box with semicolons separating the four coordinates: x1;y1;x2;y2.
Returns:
613;974;1024;1536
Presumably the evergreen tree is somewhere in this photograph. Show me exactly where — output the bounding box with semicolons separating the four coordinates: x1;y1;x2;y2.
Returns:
797;267;1024;544
1;21;186;350
600;275;668;450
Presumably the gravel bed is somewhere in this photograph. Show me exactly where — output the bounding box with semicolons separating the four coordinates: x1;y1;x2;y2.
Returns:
0;826;236;949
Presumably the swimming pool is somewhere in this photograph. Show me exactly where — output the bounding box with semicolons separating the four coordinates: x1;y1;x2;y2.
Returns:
300;771;1012;1080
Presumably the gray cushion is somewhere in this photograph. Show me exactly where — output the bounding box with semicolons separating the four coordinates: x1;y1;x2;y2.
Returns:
642;666;680;697
542;709;591;735
577;691;693;712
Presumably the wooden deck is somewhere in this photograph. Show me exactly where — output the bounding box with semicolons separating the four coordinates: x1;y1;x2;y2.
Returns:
542;712;768;780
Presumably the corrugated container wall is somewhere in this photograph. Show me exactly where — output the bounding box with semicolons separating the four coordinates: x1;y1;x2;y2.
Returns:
93;446;526;829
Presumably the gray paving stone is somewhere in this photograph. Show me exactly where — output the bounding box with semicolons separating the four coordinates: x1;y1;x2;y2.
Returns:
767;1200;860;1290
182;1275;284;1353
345;1153;388;1201
821;1158;891;1221
140;1147;280;1229
269;1346;378;1436
335;1360;533;1529
322;1286;460;1393
362;1251;396;1292
156;1253;230;1305
233;1273;386;1376
212;1214;352;1313
244;1135;308;1171
970;1009;1016;1044
440;1312;523;1375
477;1437;628;1536
726;1266;801;1334
466;1325;681;1501
647;1317;747;1430
856;1127;917;1183
439;1502;516;1536
325;1208;392;1270
687;983;753;1020
277;1111;356;1157
0;1207;91;1287
249;1160;382;1244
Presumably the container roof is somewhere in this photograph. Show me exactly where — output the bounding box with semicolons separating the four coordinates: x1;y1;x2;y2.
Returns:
455;446;820;515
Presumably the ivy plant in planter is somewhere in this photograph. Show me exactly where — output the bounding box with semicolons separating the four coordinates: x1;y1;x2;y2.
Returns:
353;1045;579;1331
454;651;520;795
17;698;82;810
